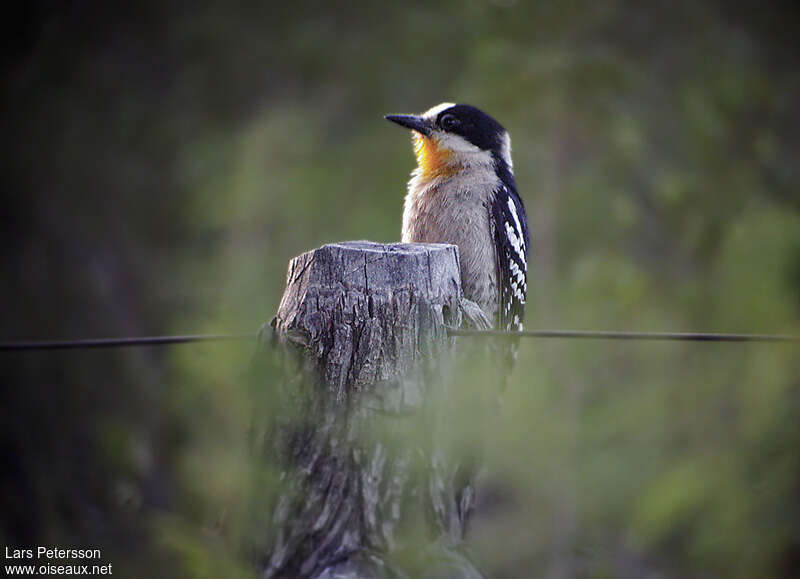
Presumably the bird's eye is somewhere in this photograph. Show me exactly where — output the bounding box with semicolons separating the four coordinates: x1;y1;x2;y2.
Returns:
440;114;459;130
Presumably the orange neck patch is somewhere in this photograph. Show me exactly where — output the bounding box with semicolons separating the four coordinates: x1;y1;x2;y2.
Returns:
413;134;457;179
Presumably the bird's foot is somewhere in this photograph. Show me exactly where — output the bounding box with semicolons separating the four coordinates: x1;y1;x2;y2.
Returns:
459;298;492;330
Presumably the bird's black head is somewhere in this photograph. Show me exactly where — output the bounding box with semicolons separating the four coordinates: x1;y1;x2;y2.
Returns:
429;103;507;153
385;102;512;171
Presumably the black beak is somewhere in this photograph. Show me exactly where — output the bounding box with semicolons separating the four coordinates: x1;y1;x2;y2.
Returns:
384;114;433;137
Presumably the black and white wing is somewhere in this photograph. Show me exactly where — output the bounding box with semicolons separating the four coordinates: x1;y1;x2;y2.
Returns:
491;183;529;332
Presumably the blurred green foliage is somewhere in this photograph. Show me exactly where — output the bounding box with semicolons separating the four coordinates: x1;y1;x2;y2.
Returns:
2;1;799;577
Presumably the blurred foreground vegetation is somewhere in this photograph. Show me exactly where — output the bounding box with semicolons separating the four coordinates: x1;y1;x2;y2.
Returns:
2;1;799;577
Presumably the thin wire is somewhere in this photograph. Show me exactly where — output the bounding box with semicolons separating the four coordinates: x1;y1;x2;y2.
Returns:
448;329;800;342
0;333;255;351
1;329;798;352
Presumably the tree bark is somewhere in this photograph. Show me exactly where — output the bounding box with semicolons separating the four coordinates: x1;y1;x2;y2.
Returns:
260;241;484;579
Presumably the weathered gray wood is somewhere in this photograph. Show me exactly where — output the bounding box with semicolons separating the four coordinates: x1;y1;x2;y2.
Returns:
259;241;484;579
273;241;461;400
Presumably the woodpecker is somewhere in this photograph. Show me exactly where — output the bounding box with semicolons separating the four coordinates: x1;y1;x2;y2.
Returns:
385;103;529;336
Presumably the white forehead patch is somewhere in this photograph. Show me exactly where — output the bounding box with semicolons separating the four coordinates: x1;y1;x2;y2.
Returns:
422;102;456;120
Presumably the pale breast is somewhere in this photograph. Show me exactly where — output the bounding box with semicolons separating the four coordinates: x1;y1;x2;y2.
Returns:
402;173;500;322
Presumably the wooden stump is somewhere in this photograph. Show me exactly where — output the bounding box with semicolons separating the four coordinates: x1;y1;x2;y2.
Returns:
260;241;484;579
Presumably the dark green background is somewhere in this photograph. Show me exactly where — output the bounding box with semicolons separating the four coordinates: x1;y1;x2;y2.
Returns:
2;1;799;577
